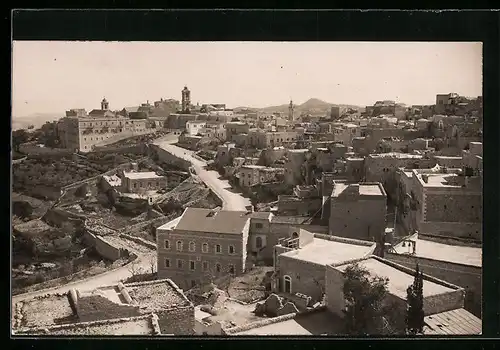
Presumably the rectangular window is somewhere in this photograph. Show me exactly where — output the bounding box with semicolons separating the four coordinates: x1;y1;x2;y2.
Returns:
133;183;137;188
202;261;209;271
228;265;235;274
177;259;183;269
255;223;263;229
164;258;170;268
190;261;195;271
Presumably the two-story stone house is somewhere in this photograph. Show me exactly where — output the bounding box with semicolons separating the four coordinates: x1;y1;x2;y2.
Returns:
156;208;251;290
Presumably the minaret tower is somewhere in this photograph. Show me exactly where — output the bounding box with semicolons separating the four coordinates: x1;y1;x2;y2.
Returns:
288;99;295;121
101;97;109;110
181;86;191;113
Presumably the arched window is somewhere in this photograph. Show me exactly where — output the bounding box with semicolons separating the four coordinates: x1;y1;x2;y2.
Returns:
292;232;299;238
164;240;170;249
215;244;221;253
202;243;209;253
284;275;292;294
189;241;195;252
176;241;183;251
256;236;263;249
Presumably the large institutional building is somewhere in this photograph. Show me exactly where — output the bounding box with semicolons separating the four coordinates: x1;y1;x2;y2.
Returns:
57;98;150;152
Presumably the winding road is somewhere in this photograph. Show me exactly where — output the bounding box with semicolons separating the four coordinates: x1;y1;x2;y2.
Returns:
153;139;252;211
12;135;251;304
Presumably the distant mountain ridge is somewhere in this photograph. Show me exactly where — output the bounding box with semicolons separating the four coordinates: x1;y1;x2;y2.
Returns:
234;98;362;115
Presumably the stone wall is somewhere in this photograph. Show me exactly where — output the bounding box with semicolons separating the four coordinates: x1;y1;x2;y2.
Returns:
156;305;195;335
433;156;463;168
277;196;322;216
276;256;326;303
43;207;86;227
98;236;125;261
150;144;191;171
92;143;148;155
329;198;386;241
424;193;481;223
385;253;481;317
423;289;465;316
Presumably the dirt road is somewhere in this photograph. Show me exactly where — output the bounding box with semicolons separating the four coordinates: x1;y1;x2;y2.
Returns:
153;140;251;211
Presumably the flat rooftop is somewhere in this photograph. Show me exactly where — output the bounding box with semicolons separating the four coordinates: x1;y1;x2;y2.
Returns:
280;237;374;266
15;294;74;329
335;257;456;299
368;152;422;159
122;171;163;180
15;314;159;336
392;235;482;267
332;182;385;197
241;165;266;169
231;310;341;336
125;279;191;312
102;174;122;187
424;308;481;335
415;172;468;188
173;208;251;235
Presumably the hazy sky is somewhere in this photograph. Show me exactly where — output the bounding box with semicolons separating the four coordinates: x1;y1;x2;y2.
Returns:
12;41;482;117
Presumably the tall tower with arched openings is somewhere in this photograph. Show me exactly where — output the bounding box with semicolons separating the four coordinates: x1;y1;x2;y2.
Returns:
288;99;295;121
181;86;191;113
101;97;109;111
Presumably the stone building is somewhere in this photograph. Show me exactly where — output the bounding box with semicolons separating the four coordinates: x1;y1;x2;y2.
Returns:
329;181;387;242
284;149;310;186
364;152;434;183
386;232;482;317
325;255;471;333
121;171;167;194
273;229;375;304
58;100;151;152
247;130;299;149
225;122;250;142
156;208;251;290
247;214;329;265
185;120;207;136
406;168;482;240
238;165;284;188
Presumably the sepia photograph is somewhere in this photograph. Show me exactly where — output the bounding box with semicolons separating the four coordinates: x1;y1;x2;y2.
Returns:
11;40;483;337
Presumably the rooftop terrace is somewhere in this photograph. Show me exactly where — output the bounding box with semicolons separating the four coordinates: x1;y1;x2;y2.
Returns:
392;234;482;267
280;237;374;266
335;257;457;299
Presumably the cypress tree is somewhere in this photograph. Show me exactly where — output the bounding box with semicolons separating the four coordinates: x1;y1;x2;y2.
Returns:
406;263;425;334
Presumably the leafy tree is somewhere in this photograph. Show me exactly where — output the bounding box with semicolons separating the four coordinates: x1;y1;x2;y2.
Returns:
12;129;30;152
343;263;390;335
406;263;425;335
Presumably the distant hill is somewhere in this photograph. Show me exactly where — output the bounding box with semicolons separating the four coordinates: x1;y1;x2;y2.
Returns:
234;98;362;115
12;113;63;130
